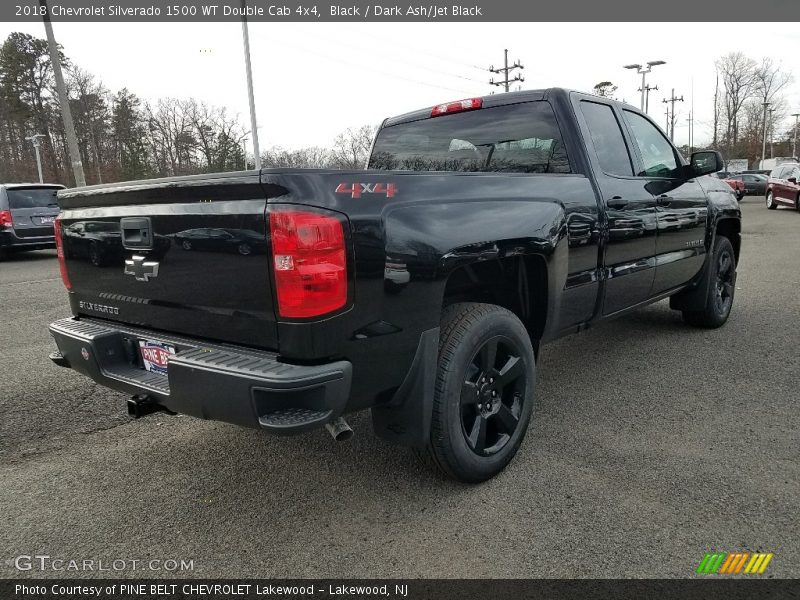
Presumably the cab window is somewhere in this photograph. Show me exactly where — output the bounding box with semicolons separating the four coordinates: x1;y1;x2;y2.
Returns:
623;110;679;178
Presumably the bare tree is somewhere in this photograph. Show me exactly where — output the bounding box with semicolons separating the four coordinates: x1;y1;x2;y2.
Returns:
330;125;377;169
716;52;758;147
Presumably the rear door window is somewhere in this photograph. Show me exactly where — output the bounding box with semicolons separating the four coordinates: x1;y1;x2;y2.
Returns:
369;101;571;174
7;187;59;209
579;101;634;177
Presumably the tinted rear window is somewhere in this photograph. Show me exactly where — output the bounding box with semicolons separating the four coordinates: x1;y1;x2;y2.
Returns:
369;102;571;174
6;187;59;209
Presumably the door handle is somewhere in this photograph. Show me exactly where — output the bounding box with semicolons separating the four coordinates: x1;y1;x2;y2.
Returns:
656;195;673;206
606;196;627;209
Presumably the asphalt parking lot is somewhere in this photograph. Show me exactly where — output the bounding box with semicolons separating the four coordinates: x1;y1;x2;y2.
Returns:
1;197;798;579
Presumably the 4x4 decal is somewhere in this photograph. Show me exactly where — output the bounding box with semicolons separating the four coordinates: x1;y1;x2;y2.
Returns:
335;183;397;199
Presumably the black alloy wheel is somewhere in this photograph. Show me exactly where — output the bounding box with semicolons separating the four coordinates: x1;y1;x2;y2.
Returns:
417;302;536;483
460;336;527;457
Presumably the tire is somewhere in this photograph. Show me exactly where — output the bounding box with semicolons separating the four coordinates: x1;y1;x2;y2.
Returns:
796;194;800;213
766;191;777;210
682;236;736;329
181;239;192;250
237;243;252;256
416;302;536;483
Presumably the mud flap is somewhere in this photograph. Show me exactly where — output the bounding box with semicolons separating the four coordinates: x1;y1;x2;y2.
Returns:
371;327;439;447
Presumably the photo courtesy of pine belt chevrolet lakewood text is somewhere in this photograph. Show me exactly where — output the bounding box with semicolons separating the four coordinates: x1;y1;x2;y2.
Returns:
48;88;741;482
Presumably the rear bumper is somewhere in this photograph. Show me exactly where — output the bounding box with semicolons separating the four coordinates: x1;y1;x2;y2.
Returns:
0;229;55;250
48;317;352;434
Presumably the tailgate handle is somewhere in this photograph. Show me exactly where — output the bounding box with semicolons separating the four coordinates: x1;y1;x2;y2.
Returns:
120;217;153;250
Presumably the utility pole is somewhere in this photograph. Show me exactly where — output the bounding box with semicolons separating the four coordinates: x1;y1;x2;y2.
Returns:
662;88;684;141
792;113;799;160
687;112;694;155
768;108;776;158
623;60;665;111
489;49;524;93
241;0;261;170
39;0;85;187
638;83;658;114
761;102;770;167
25;134;46;183
665;108;670;133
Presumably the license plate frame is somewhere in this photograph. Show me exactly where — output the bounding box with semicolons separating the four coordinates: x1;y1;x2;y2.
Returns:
39;216;55;225
138;339;176;375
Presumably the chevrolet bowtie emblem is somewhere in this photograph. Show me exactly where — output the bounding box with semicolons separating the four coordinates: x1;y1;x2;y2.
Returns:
124;255;159;282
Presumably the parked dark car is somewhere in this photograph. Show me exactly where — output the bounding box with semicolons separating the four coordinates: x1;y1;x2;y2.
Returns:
741;169;772;177
0;183;64;259
174;227;267;255
48;88;740;482
765;163;800;211
711;172;744;200
727;173;768;196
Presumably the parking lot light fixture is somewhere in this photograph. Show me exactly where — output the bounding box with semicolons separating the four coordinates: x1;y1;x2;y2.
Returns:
624;60;666;112
792;113;799;161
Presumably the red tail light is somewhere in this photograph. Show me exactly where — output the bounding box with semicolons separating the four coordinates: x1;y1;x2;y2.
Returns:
269;209;347;318
54;216;71;290
431;98;482;117
0;209;12;228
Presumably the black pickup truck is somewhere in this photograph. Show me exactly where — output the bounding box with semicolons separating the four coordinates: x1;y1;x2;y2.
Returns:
48;88;741;482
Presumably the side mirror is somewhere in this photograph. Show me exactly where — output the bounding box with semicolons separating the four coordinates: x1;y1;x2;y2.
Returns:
689;151;725;177
788;177;798;184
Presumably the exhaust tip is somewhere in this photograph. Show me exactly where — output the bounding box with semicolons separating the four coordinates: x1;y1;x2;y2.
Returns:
325;417;353;442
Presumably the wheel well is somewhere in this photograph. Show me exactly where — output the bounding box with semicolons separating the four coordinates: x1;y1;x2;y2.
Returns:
715;218;741;264
442;255;548;342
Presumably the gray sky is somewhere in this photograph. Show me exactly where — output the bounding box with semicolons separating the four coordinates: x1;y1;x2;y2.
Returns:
2;21;799;153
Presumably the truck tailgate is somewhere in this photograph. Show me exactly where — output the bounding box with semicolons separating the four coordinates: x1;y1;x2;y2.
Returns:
57;173;279;349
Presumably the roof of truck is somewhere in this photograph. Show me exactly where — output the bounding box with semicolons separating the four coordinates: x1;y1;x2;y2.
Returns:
383;87;638;128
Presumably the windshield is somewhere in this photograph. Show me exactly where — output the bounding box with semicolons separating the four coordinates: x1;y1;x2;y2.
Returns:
369;102;571;174
6;187;59;209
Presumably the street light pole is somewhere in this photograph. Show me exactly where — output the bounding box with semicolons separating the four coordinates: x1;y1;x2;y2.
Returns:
792;113;800;160
623;60;666;112
25;134;46;183
761;102;770;167
40;0;86;187
240;0;261;170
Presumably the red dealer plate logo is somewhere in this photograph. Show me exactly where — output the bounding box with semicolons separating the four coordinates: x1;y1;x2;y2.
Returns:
138;340;176;375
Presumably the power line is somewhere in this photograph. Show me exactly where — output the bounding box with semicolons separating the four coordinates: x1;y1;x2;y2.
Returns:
335;25;487;73
303;28;486;86
489;49;524;93
278;39;474;96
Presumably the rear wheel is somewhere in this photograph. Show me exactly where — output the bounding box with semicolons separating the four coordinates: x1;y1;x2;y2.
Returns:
682;236;736;328
417;302;536;483
766;191;777;210
795;194;800;213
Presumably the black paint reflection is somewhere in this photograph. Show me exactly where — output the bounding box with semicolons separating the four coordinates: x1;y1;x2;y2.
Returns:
63;221;170;267
173;228;267;256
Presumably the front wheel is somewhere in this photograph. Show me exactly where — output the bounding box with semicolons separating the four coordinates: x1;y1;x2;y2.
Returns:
766;191;777;210
417;302;536;483
682;236;736;328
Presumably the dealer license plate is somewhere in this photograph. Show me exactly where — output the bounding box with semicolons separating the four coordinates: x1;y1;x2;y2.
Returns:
138;340;176;375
